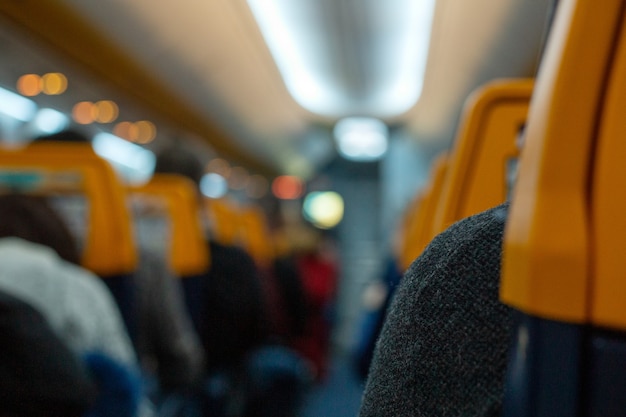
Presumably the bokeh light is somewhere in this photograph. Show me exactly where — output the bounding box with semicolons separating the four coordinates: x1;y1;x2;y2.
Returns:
41;73;68;95
206;158;232;178
200;173;229;199
246;174;269;199
272;175;304;200
17;74;42;97
229;166;249;190
135;120;157;144
302;191;344;229
72;101;95;124
94;100;119;123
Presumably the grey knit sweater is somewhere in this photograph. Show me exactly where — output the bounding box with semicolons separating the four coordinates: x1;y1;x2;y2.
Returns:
359;203;512;417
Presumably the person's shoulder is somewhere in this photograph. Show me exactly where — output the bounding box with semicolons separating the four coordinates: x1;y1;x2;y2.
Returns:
0;237;59;265
209;239;243;255
58;260;120;312
437;202;508;245
419;203;508;260
403;202;509;289
208;240;255;265
360;202;513;417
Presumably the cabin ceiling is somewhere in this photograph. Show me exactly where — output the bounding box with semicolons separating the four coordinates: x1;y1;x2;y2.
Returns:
0;0;552;178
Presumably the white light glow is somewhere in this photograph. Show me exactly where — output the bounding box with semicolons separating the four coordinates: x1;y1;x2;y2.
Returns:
333;117;388;161
92;133;155;183
200;173;229;199
247;0;436;117
303;191;344;229
33;108;69;134
0;86;37;122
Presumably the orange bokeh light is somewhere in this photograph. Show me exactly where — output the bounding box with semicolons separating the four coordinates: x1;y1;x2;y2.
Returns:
17;74;42;97
113;121;139;141
135;120;156;144
72;101;95;124
95;100;119;123
42;73;67;95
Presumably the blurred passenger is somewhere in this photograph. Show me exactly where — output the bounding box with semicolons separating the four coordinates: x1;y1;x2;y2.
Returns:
0;194;136;366
155;144;310;417
0;193;157;417
34;129;206;400
270;247;309;345
34;128;95;144
358;203;513;417
134;247;206;396
0;289;98;417
154;145;270;371
287;227;338;382
352;255;403;380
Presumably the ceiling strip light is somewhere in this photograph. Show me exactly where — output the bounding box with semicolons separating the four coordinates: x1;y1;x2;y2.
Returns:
247;0;436;117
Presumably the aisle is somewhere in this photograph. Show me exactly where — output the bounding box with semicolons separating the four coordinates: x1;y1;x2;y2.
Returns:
299;351;365;417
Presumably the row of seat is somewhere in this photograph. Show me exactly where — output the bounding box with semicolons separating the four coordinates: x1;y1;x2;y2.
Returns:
396;0;626;414
398;78;533;272
0;142;276;339
502;0;626;414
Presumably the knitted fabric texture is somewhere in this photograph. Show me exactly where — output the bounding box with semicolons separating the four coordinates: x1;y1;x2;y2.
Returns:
359;203;512;417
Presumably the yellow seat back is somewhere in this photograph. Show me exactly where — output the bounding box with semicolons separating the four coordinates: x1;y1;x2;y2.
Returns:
396;192;423;271
129;174;210;277
399;154;448;271
431;79;533;236
238;204;274;267
0;142;137;276
500;0;624;324
204;197;242;246
585;3;626;331
498;3;626;415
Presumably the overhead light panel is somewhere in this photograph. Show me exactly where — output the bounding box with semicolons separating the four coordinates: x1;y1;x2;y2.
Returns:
333;117;388;161
247;0;436;117
92;132;155;183
200;173;229;199
0;86;37;122
33;108;69;134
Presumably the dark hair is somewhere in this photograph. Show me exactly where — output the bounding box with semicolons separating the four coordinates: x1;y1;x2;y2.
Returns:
0;194;81;265
34;129;91;144
0;290;98;417
154;145;204;187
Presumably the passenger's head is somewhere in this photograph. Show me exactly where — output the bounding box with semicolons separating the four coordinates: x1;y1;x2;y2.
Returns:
154;144;204;188
0;290;98;417
0;194;81;265
34;129;92;144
